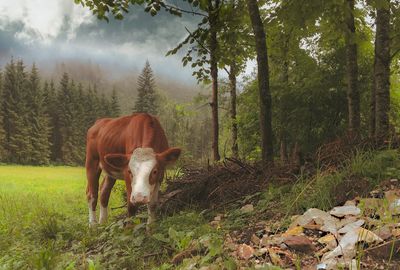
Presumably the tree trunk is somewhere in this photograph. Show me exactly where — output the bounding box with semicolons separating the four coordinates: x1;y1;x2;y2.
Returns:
280;138;288;164
208;0;220;161
229;64;239;158
370;60;376;137
246;0;273;164
374;1;391;138
345;0;360;136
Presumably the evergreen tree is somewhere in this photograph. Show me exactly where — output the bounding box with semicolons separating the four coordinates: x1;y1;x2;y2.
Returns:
133;61;158;115
110;87;121;117
0;71;5;161
27;64;51;165
2;60;32;164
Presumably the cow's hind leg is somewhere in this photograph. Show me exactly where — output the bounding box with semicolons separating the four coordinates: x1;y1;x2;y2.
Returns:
86;159;101;226
99;175;116;224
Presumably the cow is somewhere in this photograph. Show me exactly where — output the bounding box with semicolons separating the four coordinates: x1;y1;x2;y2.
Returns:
85;113;181;228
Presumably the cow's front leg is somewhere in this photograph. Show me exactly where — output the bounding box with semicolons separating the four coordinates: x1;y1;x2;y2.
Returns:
147;183;160;233
86;159;101;227
99;175;116;224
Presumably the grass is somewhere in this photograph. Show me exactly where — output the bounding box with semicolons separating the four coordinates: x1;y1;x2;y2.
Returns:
0;166;229;270
1;149;400;269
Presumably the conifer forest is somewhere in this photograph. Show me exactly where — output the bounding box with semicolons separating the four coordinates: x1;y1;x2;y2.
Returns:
1;1;400;269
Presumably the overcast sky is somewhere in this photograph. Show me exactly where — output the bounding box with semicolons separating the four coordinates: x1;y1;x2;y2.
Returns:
0;0;203;82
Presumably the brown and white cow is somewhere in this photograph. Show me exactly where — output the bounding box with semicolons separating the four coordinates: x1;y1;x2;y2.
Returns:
85;113;181;227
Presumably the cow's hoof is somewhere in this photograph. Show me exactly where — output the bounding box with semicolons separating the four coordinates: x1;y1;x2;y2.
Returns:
89;221;98;228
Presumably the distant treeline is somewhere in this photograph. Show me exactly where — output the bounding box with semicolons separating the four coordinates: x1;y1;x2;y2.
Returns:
0;59;121;165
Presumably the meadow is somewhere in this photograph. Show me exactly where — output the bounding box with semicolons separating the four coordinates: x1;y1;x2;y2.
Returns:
0;166;127;269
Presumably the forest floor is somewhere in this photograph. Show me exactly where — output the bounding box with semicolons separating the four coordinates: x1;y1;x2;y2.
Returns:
1;148;400;269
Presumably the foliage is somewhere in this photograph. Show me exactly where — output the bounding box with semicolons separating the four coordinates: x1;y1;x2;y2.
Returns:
0;59;121;165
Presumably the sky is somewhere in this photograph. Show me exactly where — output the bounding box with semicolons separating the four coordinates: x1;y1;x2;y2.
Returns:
0;0;204;83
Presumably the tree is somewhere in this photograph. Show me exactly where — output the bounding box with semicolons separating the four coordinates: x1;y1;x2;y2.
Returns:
374;0;391;138
110;87;121;117
345;0;360;136
27;64;51;165
0;71;5;161
246;0;273;163
133;61;158;115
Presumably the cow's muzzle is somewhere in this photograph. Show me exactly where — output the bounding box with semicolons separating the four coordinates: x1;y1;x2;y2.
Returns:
131;193;149;204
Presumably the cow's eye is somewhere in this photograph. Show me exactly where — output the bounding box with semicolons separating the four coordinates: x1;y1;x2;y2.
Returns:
153;169;158;175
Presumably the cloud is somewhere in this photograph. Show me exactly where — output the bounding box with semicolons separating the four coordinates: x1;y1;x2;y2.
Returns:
0;0;93;44
0;0;202;83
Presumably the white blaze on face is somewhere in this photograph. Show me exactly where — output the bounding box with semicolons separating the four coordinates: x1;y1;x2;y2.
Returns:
129;148;157;203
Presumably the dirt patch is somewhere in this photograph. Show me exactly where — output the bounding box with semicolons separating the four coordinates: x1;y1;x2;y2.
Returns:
332;177;371;206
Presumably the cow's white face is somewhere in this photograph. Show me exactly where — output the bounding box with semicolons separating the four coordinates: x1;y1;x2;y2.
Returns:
104;147;181;204
128;148;158;204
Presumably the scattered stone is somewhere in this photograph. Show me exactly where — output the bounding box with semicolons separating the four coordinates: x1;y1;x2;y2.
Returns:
210;220;220;227
344;200;357;206
240;204;254;213
322;228;383;263
214;214;223;221
268;248;283;266
292;208;339;234
318;234;337;250
374;225;393;241
283;235;315;253
390;179;398;184
330;205;361;218
338;219;365;234
237;244;254;260
255;247;269;256
260;235;284;247
392;228;400;237
282;226;303;237
251;234;260;245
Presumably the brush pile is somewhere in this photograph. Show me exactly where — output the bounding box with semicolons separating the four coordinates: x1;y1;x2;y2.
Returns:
160;158;299;213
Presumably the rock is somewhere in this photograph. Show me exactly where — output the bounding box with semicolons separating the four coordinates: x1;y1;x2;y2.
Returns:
374;225;393;241
318;234;337;250
292;208;339;234
214;214;223;221
350;259;358;270
255;247;269;256
260;235;284;247
282;226;303;237
283;235;315;253
322;228;383;262
392;228;400;237
251;234;260;245
337;215;358;228
237;243;254;260
389;199;400;215
338;219;365;234
344;200;357;206
210;221;220;227
330;205;361;217
240;204;254;213
390;178;398;184
268;248;283;266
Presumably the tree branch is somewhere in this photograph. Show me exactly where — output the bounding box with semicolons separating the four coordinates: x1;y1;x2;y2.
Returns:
184;27;231;76
164;1;208;17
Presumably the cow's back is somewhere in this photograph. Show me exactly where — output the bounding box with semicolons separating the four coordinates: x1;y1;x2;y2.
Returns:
86;113;169;166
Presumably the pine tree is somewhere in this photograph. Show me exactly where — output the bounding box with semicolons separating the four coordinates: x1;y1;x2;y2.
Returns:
2;60;32;164
27;64;51;165
110;87;121;117
0;71;5;161
133;61;158;115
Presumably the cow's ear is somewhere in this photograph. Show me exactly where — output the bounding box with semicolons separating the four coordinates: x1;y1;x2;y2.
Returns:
157;147;181;165
104;154;129;170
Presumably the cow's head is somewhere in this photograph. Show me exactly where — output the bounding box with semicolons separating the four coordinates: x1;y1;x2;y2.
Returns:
104;147;181;204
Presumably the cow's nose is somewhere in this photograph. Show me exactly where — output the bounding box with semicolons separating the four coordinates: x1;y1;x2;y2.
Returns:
131;193;149;204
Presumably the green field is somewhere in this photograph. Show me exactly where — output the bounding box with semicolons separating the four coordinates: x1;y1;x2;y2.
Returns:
0;166;220;270
0;166;128;269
